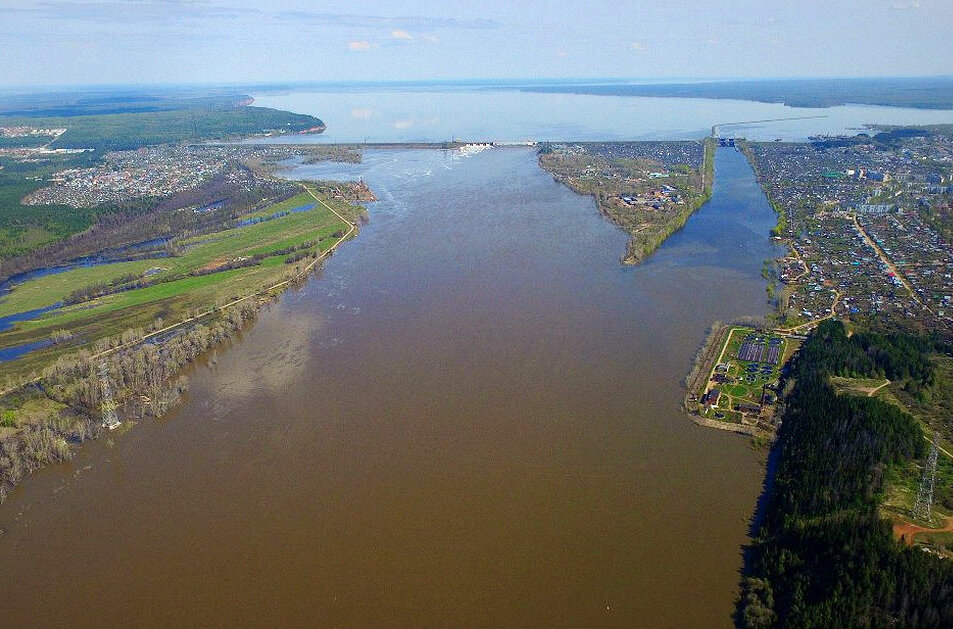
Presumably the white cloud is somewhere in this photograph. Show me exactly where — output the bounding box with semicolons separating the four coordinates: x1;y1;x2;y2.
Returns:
393;119;414;129
630;41;647;51
388;29;439;44
350;108;373;119
889;1;921;9
348;40;373;51
557;49;568;57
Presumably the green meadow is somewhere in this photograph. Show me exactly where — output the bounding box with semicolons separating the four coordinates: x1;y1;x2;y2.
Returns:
0;187;363;377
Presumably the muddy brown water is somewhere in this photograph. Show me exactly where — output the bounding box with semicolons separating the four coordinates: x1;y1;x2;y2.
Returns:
0;147;782;627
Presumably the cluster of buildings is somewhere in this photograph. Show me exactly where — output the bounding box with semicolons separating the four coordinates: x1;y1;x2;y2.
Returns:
620;184;683;209
24;146;228;207
858;211;953;319
20;144;355;209
747;130;953;335
0;125;65;138
580;141;705;170
541;142;700;211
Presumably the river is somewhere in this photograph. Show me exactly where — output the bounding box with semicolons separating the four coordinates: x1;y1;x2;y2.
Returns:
0;145;782;627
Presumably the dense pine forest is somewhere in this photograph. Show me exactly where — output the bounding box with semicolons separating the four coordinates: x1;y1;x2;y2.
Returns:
739;320;953;628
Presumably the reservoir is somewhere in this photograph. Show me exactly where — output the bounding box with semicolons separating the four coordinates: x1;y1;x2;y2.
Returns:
0;147;782;627
250;85;953;142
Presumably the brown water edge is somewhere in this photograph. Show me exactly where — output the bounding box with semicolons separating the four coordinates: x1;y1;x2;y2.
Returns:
0;147;779;627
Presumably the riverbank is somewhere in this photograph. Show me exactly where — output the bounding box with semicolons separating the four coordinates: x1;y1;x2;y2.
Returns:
538;139;714;264
0;182;366;501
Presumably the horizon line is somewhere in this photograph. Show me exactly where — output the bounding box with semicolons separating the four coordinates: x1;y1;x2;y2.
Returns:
3;74;953;93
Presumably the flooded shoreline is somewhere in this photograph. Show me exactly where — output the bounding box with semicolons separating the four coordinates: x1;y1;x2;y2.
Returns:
0;146;780;627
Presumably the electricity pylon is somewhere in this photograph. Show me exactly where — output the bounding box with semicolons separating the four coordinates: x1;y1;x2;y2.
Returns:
99;362;121;430
914;430;939;521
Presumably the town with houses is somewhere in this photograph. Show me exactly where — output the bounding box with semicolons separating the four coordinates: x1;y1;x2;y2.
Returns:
1;131;362;208
744;128;953;336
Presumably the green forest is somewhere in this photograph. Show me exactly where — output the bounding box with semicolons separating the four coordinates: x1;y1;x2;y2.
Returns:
525;77;953;110
739;320;953;628
1;106;323;152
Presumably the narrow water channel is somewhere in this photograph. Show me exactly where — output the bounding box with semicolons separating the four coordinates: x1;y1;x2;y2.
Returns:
0;147;782;627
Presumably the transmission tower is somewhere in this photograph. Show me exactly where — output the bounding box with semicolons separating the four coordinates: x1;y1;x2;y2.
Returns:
914;429;939;521
99;362;121;430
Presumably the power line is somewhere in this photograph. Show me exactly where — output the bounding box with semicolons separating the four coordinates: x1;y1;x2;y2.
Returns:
99;362;121;431
914;429;939;521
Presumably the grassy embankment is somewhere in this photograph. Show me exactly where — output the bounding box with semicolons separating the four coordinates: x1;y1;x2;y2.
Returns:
0;188;365;379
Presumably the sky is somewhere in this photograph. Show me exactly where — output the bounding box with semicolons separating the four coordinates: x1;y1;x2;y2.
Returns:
2;0;952;87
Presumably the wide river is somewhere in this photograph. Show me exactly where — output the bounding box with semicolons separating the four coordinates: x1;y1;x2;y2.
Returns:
0;144;783;626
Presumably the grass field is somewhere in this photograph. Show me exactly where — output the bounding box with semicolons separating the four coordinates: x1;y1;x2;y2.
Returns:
0;192;342;317
883;451;953;531
0;187;364;377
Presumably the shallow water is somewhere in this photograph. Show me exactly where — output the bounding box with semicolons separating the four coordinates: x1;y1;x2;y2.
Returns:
0;147;783;627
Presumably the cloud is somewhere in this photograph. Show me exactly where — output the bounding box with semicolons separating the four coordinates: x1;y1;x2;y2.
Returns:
7;0;249;23
557;50;569;58
393;119;414;129
889;1;921;9
386;29;440;45
630;41;647;51
260;10;497;31
348;40;373;51
7;3;500;31
350;108;373;119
